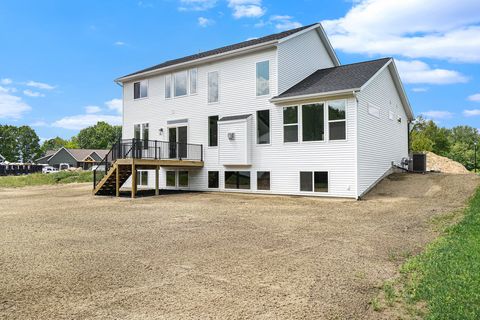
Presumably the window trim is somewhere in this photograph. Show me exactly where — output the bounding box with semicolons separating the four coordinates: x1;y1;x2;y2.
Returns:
327;99;347;142
255;60;270;97
299;171;329;193
165;74;172;100
256;171;271;191
189;68;198;95
133;80;148;100
173;70;188;98
208;171;219;189
208;115;219;148
283;99;348;144
224;171;251;190
256;109;271;145
207;70;220;104
302;102;325;142
283;106;300;143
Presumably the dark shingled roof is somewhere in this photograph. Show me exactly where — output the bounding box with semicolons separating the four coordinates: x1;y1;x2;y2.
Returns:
275;58;391;99
119;24;317;79
219;114;252;122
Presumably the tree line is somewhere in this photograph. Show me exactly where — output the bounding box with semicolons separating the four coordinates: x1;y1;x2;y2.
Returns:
0;121;121;163
411;116;479;171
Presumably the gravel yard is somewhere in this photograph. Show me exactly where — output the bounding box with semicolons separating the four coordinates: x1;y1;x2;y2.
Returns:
0;173;478;320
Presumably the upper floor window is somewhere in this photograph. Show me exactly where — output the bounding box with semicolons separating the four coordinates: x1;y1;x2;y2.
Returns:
165;74;172;99
174;71;188;97
208;71;219;103
328;100;346;140
302;103;324;141
190;68;197;94
256;61;269;96
133;80;148;99
257;109;270;144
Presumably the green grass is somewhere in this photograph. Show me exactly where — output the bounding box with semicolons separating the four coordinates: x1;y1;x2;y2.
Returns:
0;171;93;188
400;187;480;319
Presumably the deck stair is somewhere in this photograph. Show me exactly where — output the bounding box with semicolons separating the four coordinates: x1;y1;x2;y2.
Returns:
93;139;203;197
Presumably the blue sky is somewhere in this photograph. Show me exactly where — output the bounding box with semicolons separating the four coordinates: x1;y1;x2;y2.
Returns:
1;0;480;141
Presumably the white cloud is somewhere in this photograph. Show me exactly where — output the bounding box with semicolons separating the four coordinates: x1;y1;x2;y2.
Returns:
463;109;480;117
52;114;122;130
395;59;468;84
421;110;454;119
31;120;48;127
322;0;480;62
270;15;302;31
114;41;126;46
467;93;480;102
179;0;217;11
228;0;265;18
25;81;56;90
412;87;428;92
0;91;31;119
198;17;215;27
0;78;12;85
23;89;45;97
105;98;122;114
0;86;17;93
85;105;101;114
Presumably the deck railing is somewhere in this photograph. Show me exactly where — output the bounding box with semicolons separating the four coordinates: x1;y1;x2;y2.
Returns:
93;139;203;188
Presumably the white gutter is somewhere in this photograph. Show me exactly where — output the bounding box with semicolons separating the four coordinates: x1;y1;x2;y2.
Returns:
270;88;360;104
115;40;278;83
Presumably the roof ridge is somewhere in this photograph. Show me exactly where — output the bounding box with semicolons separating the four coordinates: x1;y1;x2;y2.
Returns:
317;57;391;72
118;23;319;80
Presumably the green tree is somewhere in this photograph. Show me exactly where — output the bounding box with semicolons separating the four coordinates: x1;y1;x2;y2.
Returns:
0;125;19;162
41;136;68;152
411;130;434;152
17;126;41;162
76;121;121;149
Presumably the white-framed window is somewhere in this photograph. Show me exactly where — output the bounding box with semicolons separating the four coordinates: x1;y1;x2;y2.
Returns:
137;171;148;186
302;103;324;142
165;74;172;99
208;71;219;103
368;103;380;118
133;80;148;99
388;110;395;120
189;68;197;94
283;106;298;142
328;100;346;140
257;171;270;190
256;109;270;144
174;71;188;97
300;171;328;193
256;60;269;96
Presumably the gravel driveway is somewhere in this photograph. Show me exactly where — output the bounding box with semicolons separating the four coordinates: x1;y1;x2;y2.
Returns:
0;173;478;319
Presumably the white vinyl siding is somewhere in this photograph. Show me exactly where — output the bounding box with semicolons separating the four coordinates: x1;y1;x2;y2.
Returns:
277;28;336;94
356;66;409;197
122;43;358;198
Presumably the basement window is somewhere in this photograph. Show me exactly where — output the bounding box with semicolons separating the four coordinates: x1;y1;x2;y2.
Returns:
133;80;148;99
225;171;250;190
300;171;328;193
257;171;270;190
178;171;189;187
166;171;176;187
208;171;219;188
328;100;346;140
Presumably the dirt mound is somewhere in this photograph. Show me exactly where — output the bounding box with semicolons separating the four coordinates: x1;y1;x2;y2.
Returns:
426;151;470;174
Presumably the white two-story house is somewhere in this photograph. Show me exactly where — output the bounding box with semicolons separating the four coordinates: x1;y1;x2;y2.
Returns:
94;23;413;199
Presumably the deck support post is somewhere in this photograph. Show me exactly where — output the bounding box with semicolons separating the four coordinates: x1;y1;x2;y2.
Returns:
131;161;137;199
115;164;120;197
155;166;159;196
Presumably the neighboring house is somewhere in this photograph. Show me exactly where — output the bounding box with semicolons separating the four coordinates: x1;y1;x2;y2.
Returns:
36;148;109;170
102;22;413;199
0;154;5;164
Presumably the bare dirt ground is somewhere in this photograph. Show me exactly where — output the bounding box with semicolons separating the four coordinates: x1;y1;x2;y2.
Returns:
0;173;478;320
